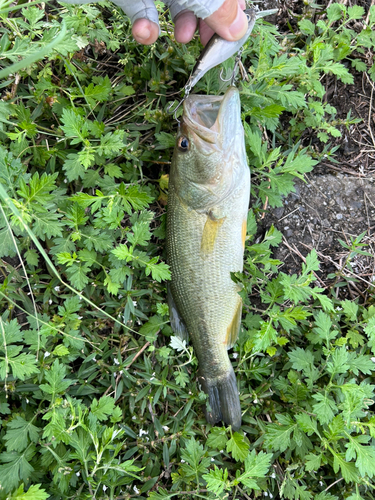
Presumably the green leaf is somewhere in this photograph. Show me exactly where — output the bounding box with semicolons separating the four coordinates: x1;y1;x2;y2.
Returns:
203;466;228;495
206;427;228;450
139;315;165;340
145;259;171;282
60;108;89;144
8;483;49;500
264;414;296;452
4;416;40;452
226;432;250;461
305;452;322;471
241;450;272;486
180;437;210;479
65;262;90;290
313;392;338;425
90;396;116;421
0;446;35;493
295;413;318;436
39;360;74;398
288;347;315;372
155;131;175;149
347;5;365;20
333;452;360;482
345;435;375;478
299;19;316;35
342;299;359;321
326;347;349;376
83;75;111;105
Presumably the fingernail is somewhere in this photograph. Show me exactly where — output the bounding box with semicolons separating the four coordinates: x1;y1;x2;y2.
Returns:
229;8;248;40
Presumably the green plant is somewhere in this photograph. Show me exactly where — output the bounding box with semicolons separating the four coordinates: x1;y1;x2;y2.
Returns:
0;1;375;499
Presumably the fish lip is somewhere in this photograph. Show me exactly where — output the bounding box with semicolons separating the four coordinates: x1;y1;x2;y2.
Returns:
183;86;240;144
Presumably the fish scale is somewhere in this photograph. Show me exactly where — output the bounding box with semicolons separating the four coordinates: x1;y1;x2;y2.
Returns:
167;87;250;430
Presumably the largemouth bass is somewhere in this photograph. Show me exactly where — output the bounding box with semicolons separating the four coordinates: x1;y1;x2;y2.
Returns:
166;86;250;430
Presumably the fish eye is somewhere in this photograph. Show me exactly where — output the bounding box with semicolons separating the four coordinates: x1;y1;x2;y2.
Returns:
178;136;189;151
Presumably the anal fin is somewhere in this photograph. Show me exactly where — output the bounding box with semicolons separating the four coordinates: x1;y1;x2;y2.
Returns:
225;299;242;349
167;285;189;342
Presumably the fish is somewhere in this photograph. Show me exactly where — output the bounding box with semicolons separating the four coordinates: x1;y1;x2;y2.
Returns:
166;86;250;430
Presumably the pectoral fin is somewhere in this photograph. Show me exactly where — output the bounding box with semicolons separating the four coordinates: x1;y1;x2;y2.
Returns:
167;285;189;342
201;214;225;256
225;299;242;349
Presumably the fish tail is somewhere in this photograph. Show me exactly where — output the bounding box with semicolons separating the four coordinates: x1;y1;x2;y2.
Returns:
198;366;241;431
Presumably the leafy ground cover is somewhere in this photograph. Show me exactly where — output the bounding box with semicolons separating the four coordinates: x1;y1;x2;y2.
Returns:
1;0;375;498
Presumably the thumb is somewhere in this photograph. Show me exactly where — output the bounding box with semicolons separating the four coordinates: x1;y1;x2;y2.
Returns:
204;0;248;42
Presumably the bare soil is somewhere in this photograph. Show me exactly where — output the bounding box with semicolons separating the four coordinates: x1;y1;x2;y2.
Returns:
256;0;375;302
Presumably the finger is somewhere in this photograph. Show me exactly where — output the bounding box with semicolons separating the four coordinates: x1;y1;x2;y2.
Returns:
111;0;160;44
198;19;215;47
174;10;198;44
204;0;248;42
132;18;159;44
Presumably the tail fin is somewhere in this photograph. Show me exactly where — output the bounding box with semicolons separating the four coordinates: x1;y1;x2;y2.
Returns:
198;367;241;431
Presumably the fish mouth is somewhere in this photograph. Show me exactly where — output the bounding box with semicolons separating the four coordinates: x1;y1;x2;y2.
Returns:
183;86;241;145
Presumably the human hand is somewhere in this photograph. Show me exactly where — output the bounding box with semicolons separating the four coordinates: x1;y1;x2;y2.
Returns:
114;0;248;46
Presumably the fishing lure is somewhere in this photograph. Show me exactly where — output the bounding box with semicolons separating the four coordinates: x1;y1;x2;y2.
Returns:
168;7;278;119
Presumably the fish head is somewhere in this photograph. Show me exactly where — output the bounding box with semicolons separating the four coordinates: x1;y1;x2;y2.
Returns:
171;86;246;209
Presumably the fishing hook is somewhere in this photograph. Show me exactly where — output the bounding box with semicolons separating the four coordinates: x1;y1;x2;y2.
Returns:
167;82;192;123
219;47;244;86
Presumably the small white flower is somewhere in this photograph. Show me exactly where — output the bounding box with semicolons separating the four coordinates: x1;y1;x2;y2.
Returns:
103;485;107;491
132;300;137;306
319;481;323;486
219;450;224;453
54;286;60;291
271;472;276;478
211;457;214;462
150;377;155;381
44;351;50;358
181;459;185;463
254;399;258;404
162;425;169;431
132;416;136;420
76;471;80;477
119;370;123;375
139;429;148;437
93;357;96;362
118;294;123;299
113;358;120;365
133;485;140;494
26;398;29;404
78;316;83;320
232;353;238;359
113;372;116;377
64;178;68;183
49;299;53;305
371;357;375;363
264;492;268;497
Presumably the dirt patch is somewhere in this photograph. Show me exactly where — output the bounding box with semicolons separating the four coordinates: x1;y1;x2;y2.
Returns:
258;173;375;300
253;0;375;302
